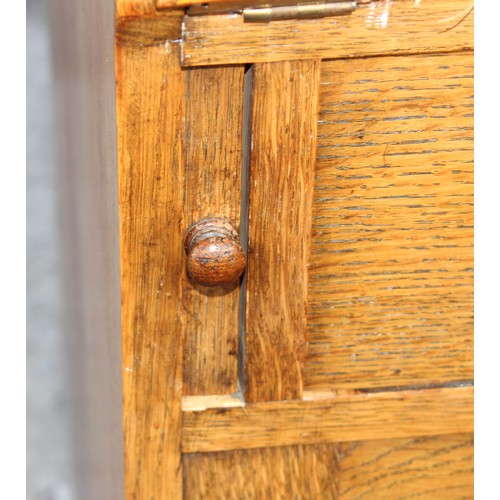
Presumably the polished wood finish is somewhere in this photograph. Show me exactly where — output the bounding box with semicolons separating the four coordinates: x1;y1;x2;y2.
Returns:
182;0;473;67
306;52;474;391
116;31;185;499
183;66;245;395
184;218;246;287
56;0;474;496
183;443;341;498
183;433;473;499
244;60;319;403
182;386;473;453
51;0;124;498
339;434;474;498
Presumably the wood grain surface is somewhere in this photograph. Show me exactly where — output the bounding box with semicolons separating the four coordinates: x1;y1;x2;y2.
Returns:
339;434;474;499
183;444;341;499
115;13;183;46
61;0;475;497
52;0;124;498
182;433;473;498
181;0;474;67
183;66;245;395
182;386;473;453
306;52;474;391
244;60;319;402
116;32;185;499
116;0;157;18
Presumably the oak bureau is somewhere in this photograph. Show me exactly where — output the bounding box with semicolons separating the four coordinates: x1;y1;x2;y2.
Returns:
52;0;474;497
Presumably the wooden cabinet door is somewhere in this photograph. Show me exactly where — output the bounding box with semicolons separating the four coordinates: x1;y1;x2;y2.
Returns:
114;1;474;498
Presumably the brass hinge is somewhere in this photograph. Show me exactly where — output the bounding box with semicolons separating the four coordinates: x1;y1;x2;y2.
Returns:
243;1;357;22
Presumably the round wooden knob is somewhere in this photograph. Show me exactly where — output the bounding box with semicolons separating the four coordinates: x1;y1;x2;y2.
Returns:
184;218;246;287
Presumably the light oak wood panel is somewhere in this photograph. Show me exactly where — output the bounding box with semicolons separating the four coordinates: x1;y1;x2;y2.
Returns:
339;434;474;499
306;53;474;391
51;0;124;498
181;0;474;67
245;60;319;402
183;66;245;395
116;34;185;499
182;434;472;498
182;386;473;453
183;444;341;499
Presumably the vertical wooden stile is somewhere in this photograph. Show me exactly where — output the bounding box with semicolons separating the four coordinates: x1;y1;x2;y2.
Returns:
245;60;320;402
116;27;185;498
183;66;245;395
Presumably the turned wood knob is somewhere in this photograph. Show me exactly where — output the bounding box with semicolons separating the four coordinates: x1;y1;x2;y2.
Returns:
184;218;246;287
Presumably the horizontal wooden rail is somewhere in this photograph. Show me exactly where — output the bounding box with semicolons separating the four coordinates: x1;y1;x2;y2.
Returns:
181;386;473;453
181;0;473;67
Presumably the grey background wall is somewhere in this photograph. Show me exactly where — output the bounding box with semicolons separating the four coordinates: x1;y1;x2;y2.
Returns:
27;1;75;498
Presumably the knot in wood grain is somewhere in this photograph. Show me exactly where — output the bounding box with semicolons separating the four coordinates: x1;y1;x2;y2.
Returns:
184;218;246;287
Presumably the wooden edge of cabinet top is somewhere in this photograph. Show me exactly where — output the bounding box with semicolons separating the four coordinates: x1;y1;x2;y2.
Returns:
116;0;287;18
117;0;372;18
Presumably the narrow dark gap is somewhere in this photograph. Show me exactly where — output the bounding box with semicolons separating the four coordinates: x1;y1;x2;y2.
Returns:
357;380;474;394
237;64;254;400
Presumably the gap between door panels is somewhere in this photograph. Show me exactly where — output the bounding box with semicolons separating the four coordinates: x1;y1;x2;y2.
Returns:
237;64;254;404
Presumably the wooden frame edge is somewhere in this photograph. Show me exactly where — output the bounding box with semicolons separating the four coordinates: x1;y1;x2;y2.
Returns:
181;0;474;67
181;386;474;453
